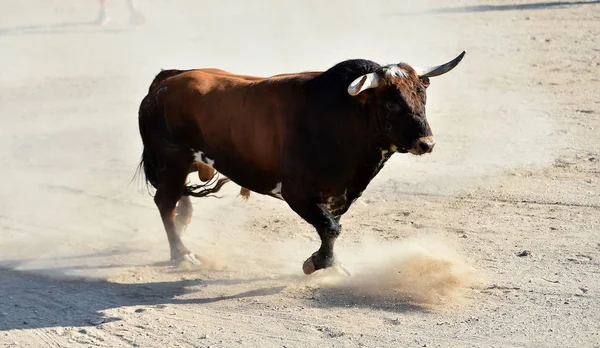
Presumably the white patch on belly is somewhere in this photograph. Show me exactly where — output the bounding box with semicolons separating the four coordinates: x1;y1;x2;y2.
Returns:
324;189;348;212
192;150;215;166
270;182;283;199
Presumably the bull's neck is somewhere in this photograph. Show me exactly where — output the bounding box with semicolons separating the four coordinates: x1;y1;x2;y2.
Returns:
360;101;394;152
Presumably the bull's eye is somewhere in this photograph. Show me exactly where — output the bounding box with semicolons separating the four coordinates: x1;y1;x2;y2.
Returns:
386;101;399;112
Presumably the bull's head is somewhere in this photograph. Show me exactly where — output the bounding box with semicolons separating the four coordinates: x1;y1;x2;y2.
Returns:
347;51;465;155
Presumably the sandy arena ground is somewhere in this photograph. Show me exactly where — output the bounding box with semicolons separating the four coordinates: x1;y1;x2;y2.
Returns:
1;0;599;347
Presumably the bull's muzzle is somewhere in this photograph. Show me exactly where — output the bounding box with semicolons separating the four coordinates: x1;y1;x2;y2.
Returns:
410;136;436;155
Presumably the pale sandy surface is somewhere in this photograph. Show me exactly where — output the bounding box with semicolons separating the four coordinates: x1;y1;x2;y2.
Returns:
1;1;599;347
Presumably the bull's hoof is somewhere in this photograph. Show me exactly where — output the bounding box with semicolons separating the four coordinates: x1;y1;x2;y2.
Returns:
182;253;203;265
171;253;204;269
302;257;317;275
302;253;337;275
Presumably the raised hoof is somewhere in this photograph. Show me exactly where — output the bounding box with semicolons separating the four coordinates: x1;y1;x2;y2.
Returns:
302;254;338;275
302;257;317;275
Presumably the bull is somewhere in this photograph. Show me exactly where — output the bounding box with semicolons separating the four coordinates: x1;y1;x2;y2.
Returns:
136;51;466;274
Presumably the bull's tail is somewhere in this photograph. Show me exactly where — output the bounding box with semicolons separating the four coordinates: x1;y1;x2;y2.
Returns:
133;94;163;195
134;68;230;198
183;174;230;198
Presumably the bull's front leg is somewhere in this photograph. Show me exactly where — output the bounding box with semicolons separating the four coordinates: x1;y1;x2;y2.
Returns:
281;188;343;274
302;204;341;275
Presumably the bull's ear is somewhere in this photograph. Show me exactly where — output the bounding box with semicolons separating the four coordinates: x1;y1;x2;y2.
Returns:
347;73;380;96
420;76;430;88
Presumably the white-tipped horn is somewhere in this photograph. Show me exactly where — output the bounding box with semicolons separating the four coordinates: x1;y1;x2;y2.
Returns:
347;72;380;96
413;51;466;78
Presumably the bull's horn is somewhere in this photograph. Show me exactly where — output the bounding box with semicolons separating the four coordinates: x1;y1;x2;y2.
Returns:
347;72;380;96
413;51;466;78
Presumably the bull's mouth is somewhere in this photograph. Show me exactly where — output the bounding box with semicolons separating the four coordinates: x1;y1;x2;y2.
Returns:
407;145;434;156
408;148;425;155
390;144;409;153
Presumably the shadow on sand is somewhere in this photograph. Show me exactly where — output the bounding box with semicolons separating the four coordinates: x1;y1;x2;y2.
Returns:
307;286;431;314
0;267;287;331
393;0;600;15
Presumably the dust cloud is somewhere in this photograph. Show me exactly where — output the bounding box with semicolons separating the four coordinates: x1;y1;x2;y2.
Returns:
308;234;481;307
173;217;481;308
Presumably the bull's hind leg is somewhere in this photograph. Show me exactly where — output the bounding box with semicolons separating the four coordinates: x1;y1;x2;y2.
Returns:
154;169;200;265
174;195;193;237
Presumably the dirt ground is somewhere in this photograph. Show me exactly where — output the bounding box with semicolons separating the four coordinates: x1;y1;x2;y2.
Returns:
1;0;599;347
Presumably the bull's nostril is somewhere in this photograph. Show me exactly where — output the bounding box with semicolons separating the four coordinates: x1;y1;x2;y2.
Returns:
427;140;435;152
419;141;430;153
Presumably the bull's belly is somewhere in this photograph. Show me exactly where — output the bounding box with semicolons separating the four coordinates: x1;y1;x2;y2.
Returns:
191;150;283;200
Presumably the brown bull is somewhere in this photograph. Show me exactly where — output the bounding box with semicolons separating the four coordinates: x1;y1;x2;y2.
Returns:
137;51;466;274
